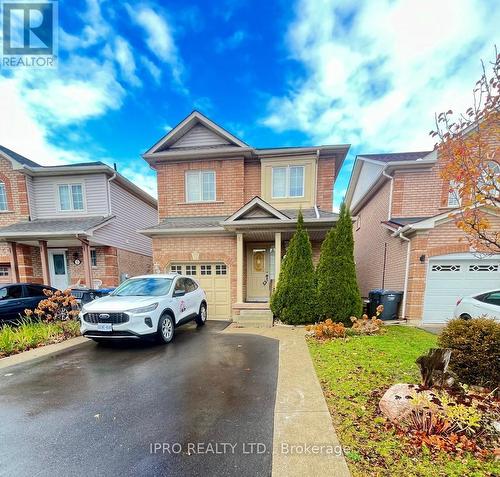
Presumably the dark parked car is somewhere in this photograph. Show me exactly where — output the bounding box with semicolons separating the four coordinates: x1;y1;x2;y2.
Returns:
0;283;57;324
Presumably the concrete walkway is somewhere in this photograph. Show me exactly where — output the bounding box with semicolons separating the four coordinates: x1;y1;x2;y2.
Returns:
225;324;351;477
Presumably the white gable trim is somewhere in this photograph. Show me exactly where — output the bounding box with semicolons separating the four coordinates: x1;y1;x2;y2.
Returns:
145;111;248;154
224;197;290;223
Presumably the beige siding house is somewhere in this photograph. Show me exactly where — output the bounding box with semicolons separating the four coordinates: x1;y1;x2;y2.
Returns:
0;145;157;288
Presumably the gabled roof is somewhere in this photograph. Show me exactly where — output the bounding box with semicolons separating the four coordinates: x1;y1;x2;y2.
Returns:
145;111;249;155
224;197;290;222
0;216;114;239
358;151;432;163
0;145;41;167
345;150;437;214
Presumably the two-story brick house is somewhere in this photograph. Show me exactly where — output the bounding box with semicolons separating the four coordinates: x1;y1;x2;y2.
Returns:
0;145;158;288
345;149;500;324
141;111;349;322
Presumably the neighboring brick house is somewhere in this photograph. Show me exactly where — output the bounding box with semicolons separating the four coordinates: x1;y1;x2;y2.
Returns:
0;145;157;289
345;149;500;324
141;111;349;322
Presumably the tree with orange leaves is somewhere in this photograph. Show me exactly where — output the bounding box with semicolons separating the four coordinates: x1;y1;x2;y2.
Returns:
432;48;499;253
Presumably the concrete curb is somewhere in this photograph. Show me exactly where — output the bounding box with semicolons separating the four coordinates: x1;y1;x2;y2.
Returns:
0;336;88;370
225;324;351;477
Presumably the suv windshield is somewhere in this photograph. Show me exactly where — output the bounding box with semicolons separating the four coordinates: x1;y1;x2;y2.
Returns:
111;278;173;297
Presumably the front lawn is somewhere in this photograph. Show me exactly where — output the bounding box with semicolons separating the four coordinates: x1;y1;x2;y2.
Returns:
0;319;81;358
308;325;498;477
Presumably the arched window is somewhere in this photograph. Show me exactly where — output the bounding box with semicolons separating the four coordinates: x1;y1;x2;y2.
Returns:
0;182;7;211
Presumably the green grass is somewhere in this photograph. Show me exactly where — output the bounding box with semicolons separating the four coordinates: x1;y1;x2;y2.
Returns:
308;326;499;477
0;318;80;357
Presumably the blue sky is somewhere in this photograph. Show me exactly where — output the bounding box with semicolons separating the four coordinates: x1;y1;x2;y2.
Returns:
0;0;499;209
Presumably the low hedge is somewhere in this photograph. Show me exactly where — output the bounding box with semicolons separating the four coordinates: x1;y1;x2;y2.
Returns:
438;317;500;389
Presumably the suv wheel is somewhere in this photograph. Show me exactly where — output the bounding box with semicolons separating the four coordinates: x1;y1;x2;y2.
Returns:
158;314;175;343
195;303;207;326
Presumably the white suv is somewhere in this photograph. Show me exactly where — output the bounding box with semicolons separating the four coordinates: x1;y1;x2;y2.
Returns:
80;274;207;343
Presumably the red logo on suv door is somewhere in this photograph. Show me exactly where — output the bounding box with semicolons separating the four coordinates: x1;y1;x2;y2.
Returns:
179;300;186;313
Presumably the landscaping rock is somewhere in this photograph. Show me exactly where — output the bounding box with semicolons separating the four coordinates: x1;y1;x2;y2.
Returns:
379;383;425;422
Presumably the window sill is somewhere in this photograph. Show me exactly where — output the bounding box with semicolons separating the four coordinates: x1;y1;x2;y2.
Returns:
177;200;224;205
0;210;14;214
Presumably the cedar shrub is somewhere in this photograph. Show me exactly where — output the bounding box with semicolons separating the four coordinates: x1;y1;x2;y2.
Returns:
438;317;500;389
270;210;317;324
317;202;362;325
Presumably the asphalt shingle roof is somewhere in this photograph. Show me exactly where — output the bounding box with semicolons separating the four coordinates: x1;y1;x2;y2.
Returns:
143;207;338;232
359;151;433;163
0;145;41;167
0;216;112;235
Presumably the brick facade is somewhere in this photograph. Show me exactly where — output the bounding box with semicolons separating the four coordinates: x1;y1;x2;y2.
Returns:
0;157;30;227
152;234;237;309
0;157;31;269
353;133;500;321
316;156;335;212
117;249;153;280
155;158;246;218
354;181;408;297
243;160;261;202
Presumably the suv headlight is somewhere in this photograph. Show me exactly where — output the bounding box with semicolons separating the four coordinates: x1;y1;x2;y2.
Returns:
126;303;159;314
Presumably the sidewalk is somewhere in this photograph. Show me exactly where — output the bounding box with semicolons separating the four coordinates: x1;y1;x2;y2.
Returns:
225;324;351;477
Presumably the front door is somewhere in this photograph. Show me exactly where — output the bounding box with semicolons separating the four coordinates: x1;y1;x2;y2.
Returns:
246;245;274;302
48;250;69;290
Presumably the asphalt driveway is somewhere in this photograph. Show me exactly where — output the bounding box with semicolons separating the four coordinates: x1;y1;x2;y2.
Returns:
0;321;278;477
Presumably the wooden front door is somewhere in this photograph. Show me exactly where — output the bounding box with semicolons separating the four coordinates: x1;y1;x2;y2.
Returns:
246;244;274;302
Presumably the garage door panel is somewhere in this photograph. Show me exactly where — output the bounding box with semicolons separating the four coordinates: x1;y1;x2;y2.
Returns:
171;263;230;320
422;256;500;324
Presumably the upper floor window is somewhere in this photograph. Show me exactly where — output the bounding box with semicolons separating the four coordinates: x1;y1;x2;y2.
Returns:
185;171;216;202
58;184;84;211
0;182;7;211
272;166;304;198
447;181;460;208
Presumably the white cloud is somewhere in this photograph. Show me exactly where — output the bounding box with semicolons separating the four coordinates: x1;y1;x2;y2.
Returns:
120;163;158;198
113;36;141;86
263;0;500;153
128;4;184;84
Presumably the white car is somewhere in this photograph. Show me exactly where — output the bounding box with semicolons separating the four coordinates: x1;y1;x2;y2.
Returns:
80;274;207;343
454;289;500;321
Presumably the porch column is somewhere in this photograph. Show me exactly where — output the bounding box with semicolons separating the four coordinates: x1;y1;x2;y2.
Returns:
79;239;93;288
236;233;244;303
39;240;50;286
8;241;19;282
275;232;282;284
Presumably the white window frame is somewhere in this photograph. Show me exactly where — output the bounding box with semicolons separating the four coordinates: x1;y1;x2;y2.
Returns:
0;182;7;211
446;180;461;208
271;165;305;199
185;170;216;203
57;183;86;212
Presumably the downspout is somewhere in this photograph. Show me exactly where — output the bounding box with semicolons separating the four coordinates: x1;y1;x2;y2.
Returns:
315;149;320;210
398;229;411;320
382;168;393;221
107;171;117;215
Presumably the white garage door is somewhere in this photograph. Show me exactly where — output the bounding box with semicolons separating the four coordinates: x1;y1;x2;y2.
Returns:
170;263;231;319
422;253;500;323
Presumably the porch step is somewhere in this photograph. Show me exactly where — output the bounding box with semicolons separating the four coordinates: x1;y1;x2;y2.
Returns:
233;309;273;328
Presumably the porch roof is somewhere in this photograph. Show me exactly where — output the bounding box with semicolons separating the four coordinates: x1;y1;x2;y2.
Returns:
0;216;114;240
140;206;338;236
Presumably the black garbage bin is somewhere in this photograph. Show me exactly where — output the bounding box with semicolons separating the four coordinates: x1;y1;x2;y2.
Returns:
368;289;403;320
